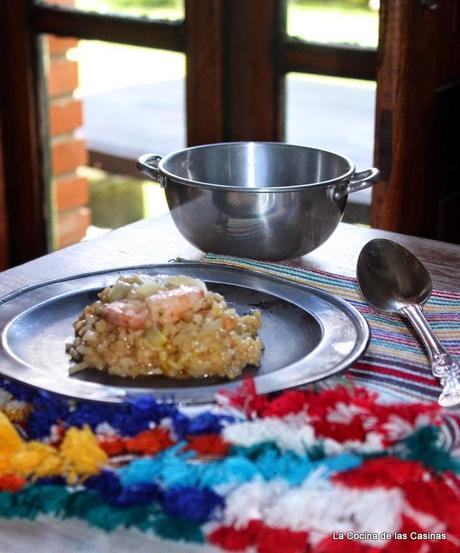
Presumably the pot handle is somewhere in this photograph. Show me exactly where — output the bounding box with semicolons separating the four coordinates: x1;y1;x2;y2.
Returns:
333;167;380;201
137;153;163;182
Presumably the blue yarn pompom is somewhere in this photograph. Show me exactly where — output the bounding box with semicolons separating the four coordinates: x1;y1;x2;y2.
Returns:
199;456;259;489
27;391;69;439
321;453;362;474
86;471;160;507
118;458;160;487
67;396;179;437
35;476;66;487
0;378;37;402
112;396;176;436
173;412;234;439
66;402;120;430
86;470;122;502
114;483;161;507
162;486;223;523
170;411;190;440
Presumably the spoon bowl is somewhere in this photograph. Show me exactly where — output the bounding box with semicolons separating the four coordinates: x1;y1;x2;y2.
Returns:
357;239;432;312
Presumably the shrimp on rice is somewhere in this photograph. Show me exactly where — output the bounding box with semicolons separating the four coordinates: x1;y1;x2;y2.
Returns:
67;274;262;380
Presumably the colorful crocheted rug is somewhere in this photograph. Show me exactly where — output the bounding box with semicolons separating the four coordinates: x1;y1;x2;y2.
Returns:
1;256;460;552
1;378;460;552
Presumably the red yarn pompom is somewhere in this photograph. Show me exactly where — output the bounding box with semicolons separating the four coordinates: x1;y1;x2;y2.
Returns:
124;427;174;455
208;521;308;553
0;474;26;492
184;434;230;457
260;391;309;418
98;435;125;456
333;458;427;489
403;473;460;540
208;524;257;551
219;378;269;417
256;525;309;553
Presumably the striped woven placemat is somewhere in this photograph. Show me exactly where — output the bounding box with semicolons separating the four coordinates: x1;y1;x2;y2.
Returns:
201;253;460;407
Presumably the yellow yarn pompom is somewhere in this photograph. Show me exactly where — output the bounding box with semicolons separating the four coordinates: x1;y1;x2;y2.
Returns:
11;442;63;478
0;415;107;483
0;411;22;453
0;411;22;475
60;425;108;483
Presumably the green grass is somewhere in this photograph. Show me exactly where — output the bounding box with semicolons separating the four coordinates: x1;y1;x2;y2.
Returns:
81;168;169;229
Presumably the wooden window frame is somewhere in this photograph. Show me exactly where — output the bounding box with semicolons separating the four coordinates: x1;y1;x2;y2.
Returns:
0;0;377;266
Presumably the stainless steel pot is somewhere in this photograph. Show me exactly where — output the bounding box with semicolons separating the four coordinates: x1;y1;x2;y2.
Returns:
137;142;380;261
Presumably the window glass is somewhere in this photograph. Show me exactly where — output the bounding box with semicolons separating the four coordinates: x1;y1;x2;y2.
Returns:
286;1;379;223
43;35;183;248
286;73;376;222
286;73;376;169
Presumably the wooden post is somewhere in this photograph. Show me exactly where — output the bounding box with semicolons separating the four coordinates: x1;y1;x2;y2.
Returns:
223;0;285;141
185;0;285;146
0;0;49;266
372;0;460;241
185;0;226;146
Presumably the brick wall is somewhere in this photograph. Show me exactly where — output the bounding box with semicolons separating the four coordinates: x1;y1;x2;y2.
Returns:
47;21;91;248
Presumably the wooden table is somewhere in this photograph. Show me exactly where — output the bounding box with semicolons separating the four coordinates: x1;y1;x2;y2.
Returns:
0;214;459;553
1;214;459;297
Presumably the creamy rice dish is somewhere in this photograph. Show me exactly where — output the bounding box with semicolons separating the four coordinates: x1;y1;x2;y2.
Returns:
67;274;262;379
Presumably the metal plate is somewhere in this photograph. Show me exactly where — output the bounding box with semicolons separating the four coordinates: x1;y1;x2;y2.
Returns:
0;263;369;403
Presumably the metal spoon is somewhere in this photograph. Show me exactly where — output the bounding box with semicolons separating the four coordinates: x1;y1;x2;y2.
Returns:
357;238;460;407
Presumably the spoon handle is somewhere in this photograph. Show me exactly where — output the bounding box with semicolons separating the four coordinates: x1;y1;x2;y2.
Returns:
401;304;460;407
